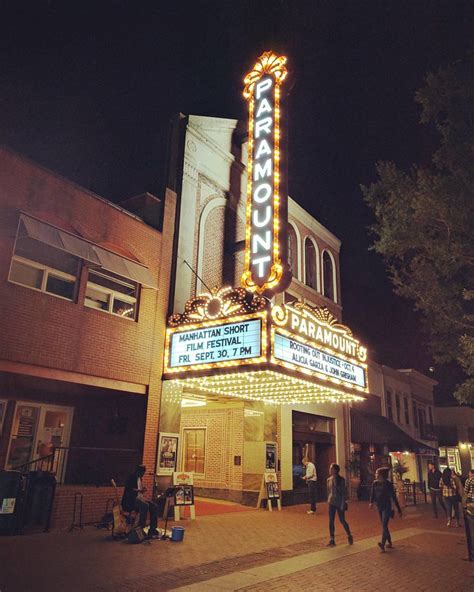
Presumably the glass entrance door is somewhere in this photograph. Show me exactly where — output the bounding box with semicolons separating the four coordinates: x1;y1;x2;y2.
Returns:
6;402;73;480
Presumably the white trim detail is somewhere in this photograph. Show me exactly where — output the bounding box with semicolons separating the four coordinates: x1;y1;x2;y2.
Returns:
303;236;320;293
287;221;301;281
321;249;338;303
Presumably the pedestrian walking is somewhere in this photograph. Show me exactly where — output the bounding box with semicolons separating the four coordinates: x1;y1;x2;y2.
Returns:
440;467;462;527
326;463;353;547
464;469;474;504
369;467;402;552
427;462;447;518
302;457;317;514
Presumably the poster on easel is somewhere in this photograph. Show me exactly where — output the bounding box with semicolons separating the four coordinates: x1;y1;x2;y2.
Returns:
172;472;195;520
261;471;282;511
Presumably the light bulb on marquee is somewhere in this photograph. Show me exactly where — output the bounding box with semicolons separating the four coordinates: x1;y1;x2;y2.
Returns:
241;51;291;296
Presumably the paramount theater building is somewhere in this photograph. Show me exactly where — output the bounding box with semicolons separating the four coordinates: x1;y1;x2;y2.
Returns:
158;52;368;505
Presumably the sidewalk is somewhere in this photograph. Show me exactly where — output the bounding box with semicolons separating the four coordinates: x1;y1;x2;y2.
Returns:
0;502;471;592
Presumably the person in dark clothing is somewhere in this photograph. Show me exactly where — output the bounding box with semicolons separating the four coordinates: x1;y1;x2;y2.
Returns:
122;465;159;537
427;462;447;518
369;467;402;552
326;463;353;547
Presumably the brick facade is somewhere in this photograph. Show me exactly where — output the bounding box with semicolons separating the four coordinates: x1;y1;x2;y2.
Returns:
0;147;176;528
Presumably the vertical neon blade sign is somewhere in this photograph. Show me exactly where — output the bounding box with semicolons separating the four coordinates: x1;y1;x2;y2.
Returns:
242;51;289;295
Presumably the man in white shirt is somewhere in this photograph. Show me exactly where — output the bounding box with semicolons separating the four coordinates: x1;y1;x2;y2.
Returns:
302;457;318;514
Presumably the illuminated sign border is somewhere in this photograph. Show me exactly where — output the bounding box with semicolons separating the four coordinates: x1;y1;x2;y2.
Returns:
164;311;268;374
241;51;288;295
270;326;368;394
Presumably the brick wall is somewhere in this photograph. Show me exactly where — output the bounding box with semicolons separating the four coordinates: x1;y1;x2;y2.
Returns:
49;484;124;530
0;147;177;494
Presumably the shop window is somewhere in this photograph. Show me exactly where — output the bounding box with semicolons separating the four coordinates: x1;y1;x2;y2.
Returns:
413;401;419;428
395;394;401;423
404;397;410;425
322;251;336;302
304;238;318;291
288;223;299;280
85;269;138;320
386;390;393;420
9;233;79;301
183;428;206;475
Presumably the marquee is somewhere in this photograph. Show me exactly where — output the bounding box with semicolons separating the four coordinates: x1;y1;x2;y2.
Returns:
163;287;368;404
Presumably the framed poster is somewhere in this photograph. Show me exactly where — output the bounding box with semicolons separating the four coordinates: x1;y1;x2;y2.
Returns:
174;485;194;506
157;432;179;475
265;442;277;471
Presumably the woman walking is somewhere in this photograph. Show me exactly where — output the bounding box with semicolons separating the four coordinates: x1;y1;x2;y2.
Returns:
369;467;402;552
440;467;462;527
326;463;353;547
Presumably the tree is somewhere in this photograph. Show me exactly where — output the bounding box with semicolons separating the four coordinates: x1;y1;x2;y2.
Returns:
362;52;474;403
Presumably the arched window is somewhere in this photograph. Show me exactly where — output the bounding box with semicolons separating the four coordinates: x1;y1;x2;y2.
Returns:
323;251;336;301
304;238;317;290
288;224;298;279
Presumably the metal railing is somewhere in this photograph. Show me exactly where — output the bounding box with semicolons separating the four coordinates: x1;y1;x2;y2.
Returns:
398;480;428;506
13;446;141;486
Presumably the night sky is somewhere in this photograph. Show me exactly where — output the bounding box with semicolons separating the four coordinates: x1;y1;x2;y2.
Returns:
1;1;472;401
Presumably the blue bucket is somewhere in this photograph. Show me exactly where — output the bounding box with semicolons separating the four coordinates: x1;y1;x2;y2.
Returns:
171;526;185;542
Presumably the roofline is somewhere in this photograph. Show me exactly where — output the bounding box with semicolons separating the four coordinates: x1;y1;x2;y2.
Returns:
0;145;149;225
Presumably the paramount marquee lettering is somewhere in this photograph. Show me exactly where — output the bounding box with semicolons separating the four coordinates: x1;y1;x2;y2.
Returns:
242;52;288;294
271;303;368;363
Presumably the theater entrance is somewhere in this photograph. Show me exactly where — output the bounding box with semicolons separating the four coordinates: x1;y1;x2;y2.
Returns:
292;410;336;501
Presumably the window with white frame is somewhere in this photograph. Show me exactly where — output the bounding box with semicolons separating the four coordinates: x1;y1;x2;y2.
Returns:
404;396;410;425
288;224;298;280
395;393;401;423
304;238;318;291
386;389;393;420
322;250;336;302
85;269;139;320
9;234;80;301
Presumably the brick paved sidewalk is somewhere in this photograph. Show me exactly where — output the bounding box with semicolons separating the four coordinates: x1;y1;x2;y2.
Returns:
0;502;471;592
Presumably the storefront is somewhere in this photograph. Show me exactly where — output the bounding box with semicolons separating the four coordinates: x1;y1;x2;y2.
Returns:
158;287;368;504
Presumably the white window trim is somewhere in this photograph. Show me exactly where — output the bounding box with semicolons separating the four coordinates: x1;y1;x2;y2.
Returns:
85;271;138;320
288;221;302;281
9;255;77;302
321;249;338;303
303;236;320;293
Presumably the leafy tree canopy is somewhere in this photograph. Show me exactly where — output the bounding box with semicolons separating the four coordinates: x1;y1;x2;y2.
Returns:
362;52;474;403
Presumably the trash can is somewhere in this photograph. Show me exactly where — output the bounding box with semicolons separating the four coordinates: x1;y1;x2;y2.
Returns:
171;526;185;542
0;470;24;535
22;471;57;533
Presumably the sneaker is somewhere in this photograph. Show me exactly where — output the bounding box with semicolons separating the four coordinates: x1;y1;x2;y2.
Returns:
455;521;461;527
327;540;336;547
307;510;315;514
348;535;354;545
447;519;451;527
386;542;393;549
378;542;385;553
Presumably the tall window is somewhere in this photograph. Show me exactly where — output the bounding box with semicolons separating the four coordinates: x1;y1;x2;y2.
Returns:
428;406;433;425
85;269;139;320
413;401;419;428
323;251;335;301
404;397;410;425
288;224;298;280
304;238;317;290
386;390;393;420
9;231;80;301
395;393;401;423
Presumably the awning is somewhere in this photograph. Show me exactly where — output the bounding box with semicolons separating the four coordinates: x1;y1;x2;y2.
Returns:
350;409;438;455
19;213;156;288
